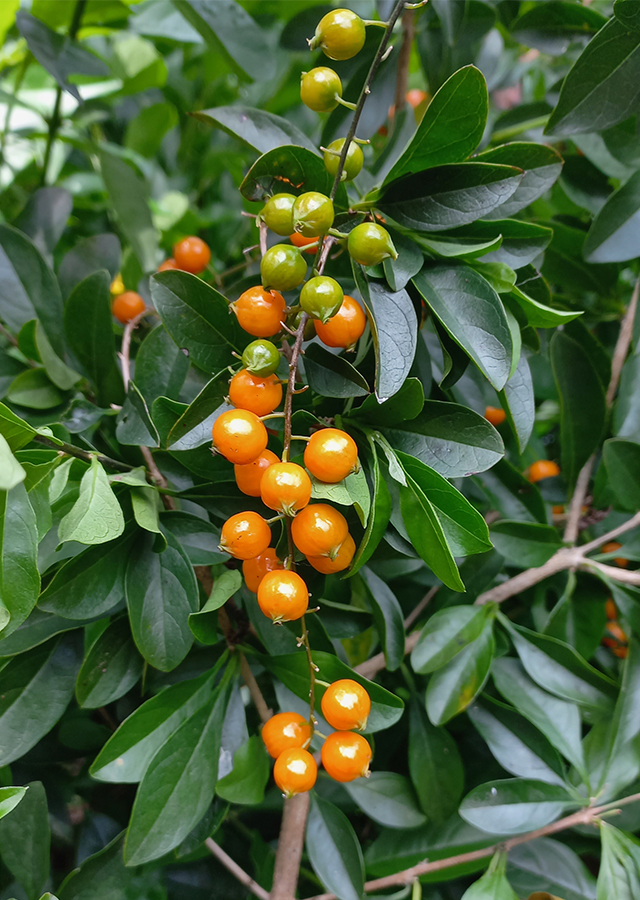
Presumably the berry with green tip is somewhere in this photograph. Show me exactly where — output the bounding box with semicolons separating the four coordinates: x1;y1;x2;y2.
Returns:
347;222;398;267
242;339;281;377
292;192;334;237
300;276;344;324
310;9;366;61
323;139;364;181
300;67;342;113
261;244;307;292
261;194;296;236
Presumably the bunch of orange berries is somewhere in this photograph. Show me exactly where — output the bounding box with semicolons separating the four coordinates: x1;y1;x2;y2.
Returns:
262;679;373;797
603;597;628;659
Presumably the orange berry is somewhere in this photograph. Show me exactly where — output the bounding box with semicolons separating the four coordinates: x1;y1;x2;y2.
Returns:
321;678;371;732
321;731;372;783
484;406;506;426
112;291;145;323
257;570;309;622
314;294;366;349
406;88;428;109
527;460;560;483
602;541;628;567
229;369;283;417
232;286;287;338
605;598;618;621
243;548;284;593
304;428;358;484
173;236;211;274
260;462;312;516
307;533;355;574
273;748;317;797
158;258;178;272
290;232;320;255
262;712;312;759
552;505;565;515
291;503;349;559
606;621;628;644
212;409;268;465
235;449;279;497
219;512;271;561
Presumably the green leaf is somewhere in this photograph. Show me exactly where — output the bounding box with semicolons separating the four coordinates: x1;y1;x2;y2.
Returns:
411;605;494;674
499;354;534;454
0;433;25;492
189;569;242;645
615;0;640;31
216;735;269;805
510;1;606;55
0;483;40;638
126;529;198;671
151;271;248;374
489;521;562;568
134;325;189;407
584;169;640;263
131;488;163;541
0;786;27;820
57;834;130;900
478;143;563;220
460;851;519;900
384;66;488;184
413;265;513;390
460;778;576;836
58;233;121;299
603;439;640;511
58;458;125;546
125;102;178;158
161;511;225;566
166;370;230;449
344;771;427;830
75;617;143;709
192;105;318;155
6;368;65;410
303;343;369;399
0;781;49;900
349;378;423;428
426;624;495;725
597;823;640;900
14;186;72;261
33;321;80;391
383;230;424;292
361;567;405;671
408;701;464;823
306;794;365;900
0;404;37;451
99;151;159;273
546;17;640;136
115;383;159;447
348;441;392;577
0;609;87;657
241;146;347;210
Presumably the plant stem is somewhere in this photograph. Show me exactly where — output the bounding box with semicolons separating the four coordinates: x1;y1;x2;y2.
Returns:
205;838;270;900
392;10;414;122
0;54;31;168
33;434;134;473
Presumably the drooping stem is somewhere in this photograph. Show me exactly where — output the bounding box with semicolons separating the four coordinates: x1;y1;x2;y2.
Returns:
205;838;270;900
33;434;134;472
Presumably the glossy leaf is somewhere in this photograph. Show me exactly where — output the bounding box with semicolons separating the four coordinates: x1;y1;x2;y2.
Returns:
57;234;121;299
0;483;40;638
0;786;27;820
99;151;159;273
408;701;464;823
597;822;640;900
115;382;159;447
216;735;269;806
345;771;427;829
0;780;50;899
489;521;561;568
412;605;494;674
507;837;597;900
75;617;143;709
615;0;640;31
306;793;365;900
479;143;563;220
603;439;640;511
189;568;242;645
584;169;640;263
58;833;130;900
161;511;225;566
348;441;392;577
303;343;369;399
58;458;125;546
192;105;318;155
426;625;495;725
14;186;72;261
241;145;347;209
461;852;519;900
134;325;189;406
349;378;423;428
361;567;405;671
511;1;606;55
460;778;576;836
167;370;230;450
499;354;535;453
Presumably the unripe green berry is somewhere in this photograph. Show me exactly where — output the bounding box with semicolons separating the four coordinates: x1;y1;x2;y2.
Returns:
347;223;398;267
300;276;344;324
311;9;366;61
242;339;281;377
323;139;364;181
262;194;296;236
292;192;334;238
261;244;307;292
291;309;317;342
301;67;342;113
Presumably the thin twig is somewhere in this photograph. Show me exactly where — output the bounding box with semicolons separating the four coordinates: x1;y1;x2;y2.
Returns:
205;838;270;900
119;309;147;390
392;10;414;120
240;651;272;724
403;585;439;630
33;434;133;472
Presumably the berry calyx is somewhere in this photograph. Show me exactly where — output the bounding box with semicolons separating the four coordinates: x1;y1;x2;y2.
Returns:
314;295;366;349
300;276;344;324
321;731;372;782
260;462;312;516
243;548;284;593
112;291;145;323
172;236;211;274
229;370;282;418
347;222;398;267
321;678;371;731
484;406;506;426
273;747;317;797
231;286;286;338
323;139;364;181
241;339;281;378
292;192;334;237
291;503;349;559
262;712;312;759
307;532;355;575
219;511;271;561
290;233;320;255
304;428;358;483
300;67;343;113
257;569;309;623
527;460;560;483
235;449;279;497
212;409;268;465
310;9;366;61
261;244;307;292
261;193;297;236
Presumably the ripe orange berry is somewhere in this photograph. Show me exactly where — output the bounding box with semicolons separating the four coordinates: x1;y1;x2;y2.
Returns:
406;89;428;109
235;449;279;497
314;295;366;349
273;748;317;797
219;511;271;561
112;291;145;323
602;541;629;567
552;505;565;515
262;712;312;759
605;598;618;620
290;232;320;255
257;570;309;622
307;533;355;574
321;678;371;732
229;369;283;417
158;258;178;272
232;287;287;338
291;503;349;559
603;620;628;658
484;406;506;426
527;460;560;483
243;548;284;593
173;236;211;274
212;409;268;465
260;462;312;516
321;731;372;783
304;428;358;483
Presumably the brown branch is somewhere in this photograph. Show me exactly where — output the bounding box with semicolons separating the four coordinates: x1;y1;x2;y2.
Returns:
33;434;133;473
271;793;311;900
392;10;414;119
205;838;270;900
240;651;272;724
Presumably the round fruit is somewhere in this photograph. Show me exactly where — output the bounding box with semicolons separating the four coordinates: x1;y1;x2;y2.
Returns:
311;9;366;61
304;428;358;483
301;67;342;113
290;232;320;255
173;236;211;274
262;712;312;759
307;533;355;574
603;620;628;657
485;406;506;426
292;192;334;237
212;409;268;465
314;295;366;349
112;291;145;323
242;339;281;378
602;541;629;567
243;548;284;593
235;449;279;497
229;369;282;418
406;88;429;109
260;462;312;516
232;286;286;338
300;276;343;324
291;503;349;559
321;678;371;731
219;511;271;561
158;258;178;272
261;194;296;236
323;139;364;181
321;731;372;782
257;570;309;623
273;748;317;797
261;244;307;292
527;460;560;483
605;598;618;620
347;222;398;267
